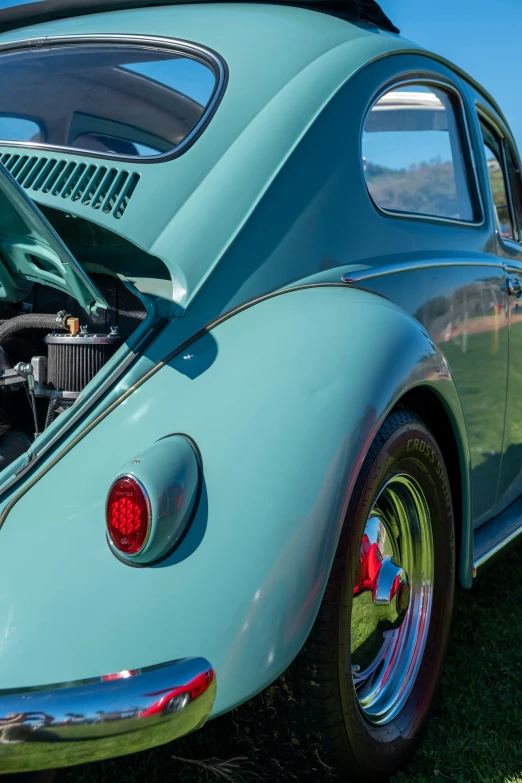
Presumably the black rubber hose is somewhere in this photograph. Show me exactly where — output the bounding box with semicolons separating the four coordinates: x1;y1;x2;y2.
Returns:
106;307;146;321
0;314;62;343
118;309;146;320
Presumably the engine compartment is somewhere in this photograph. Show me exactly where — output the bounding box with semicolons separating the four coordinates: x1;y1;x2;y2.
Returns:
0;273;146;468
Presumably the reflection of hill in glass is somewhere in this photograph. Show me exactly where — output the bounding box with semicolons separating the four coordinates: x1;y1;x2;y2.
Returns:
487;159;506;206
366;159;458;218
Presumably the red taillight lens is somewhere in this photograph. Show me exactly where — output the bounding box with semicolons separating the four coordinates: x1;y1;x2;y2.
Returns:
107;477;150;555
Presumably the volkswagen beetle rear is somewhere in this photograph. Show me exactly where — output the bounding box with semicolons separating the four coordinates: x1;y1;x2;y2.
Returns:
0;0;415;776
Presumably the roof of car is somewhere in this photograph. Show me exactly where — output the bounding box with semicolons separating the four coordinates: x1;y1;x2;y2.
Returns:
0;0;508;314
0;0;398;35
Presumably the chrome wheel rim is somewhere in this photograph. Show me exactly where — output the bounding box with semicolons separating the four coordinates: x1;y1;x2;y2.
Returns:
350;473;434;725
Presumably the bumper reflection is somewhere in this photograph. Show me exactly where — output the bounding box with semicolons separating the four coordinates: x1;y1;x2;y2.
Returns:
0;657;216;772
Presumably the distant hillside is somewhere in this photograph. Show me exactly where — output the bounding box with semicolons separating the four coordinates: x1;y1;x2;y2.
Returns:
365;159;459;218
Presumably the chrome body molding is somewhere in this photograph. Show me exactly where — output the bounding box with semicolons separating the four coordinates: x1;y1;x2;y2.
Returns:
341;257;503;284
0;657;215;773
472;524;522;575
472;495;522;576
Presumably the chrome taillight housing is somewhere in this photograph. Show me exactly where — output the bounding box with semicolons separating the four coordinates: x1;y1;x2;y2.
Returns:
105;435;202;565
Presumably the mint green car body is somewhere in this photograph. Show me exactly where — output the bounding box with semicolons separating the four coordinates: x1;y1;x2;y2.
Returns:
0;0;519;731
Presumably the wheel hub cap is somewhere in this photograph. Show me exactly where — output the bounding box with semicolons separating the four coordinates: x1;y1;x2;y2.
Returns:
354;541;411;633
349;474;434;725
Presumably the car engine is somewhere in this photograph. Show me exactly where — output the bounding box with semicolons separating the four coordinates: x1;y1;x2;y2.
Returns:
0;274;146;470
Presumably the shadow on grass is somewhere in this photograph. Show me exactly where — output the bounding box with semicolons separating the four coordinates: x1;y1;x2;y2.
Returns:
58;547;522;783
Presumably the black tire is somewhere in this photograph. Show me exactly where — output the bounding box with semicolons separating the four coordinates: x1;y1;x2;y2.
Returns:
295;407;455;781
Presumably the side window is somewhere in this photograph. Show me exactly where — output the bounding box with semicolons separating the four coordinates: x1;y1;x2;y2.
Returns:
362;84;477;222
480;121;514;240
505;145;522;240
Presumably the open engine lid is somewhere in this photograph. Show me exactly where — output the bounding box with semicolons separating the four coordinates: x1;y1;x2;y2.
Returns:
0;165;108;313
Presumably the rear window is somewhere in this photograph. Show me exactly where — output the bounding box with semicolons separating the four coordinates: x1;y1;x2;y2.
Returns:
0;42;221;159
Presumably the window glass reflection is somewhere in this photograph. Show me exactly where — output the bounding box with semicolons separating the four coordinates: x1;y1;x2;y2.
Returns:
0;44;217;158
482;142;513;239
0;116;41;142
505;146;522;241
362;85;475;221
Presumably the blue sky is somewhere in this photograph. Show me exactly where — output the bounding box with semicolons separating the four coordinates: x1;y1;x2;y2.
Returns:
380;0;522;147
123;58;214;105
0;0;42;6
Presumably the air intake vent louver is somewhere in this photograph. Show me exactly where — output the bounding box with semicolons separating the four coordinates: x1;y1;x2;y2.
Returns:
0;154;139;219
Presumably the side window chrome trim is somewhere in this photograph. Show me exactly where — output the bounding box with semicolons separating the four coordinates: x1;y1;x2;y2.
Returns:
0;33;228;165
477;102;522;244
361;75;485;228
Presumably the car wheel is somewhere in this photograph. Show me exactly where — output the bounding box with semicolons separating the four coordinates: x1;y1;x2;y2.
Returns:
296;407;455;780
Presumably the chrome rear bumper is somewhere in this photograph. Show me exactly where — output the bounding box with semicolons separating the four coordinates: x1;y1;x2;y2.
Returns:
0;657;215;773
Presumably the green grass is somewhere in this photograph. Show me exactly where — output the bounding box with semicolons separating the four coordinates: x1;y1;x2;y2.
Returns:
394;546;522;783
57;546;522;783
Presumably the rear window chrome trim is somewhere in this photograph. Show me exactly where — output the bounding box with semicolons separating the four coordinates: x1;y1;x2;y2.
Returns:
0;33;228;164
361;74;485;229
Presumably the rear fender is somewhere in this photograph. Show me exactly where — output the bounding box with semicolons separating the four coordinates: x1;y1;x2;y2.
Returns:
0;286;470;713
